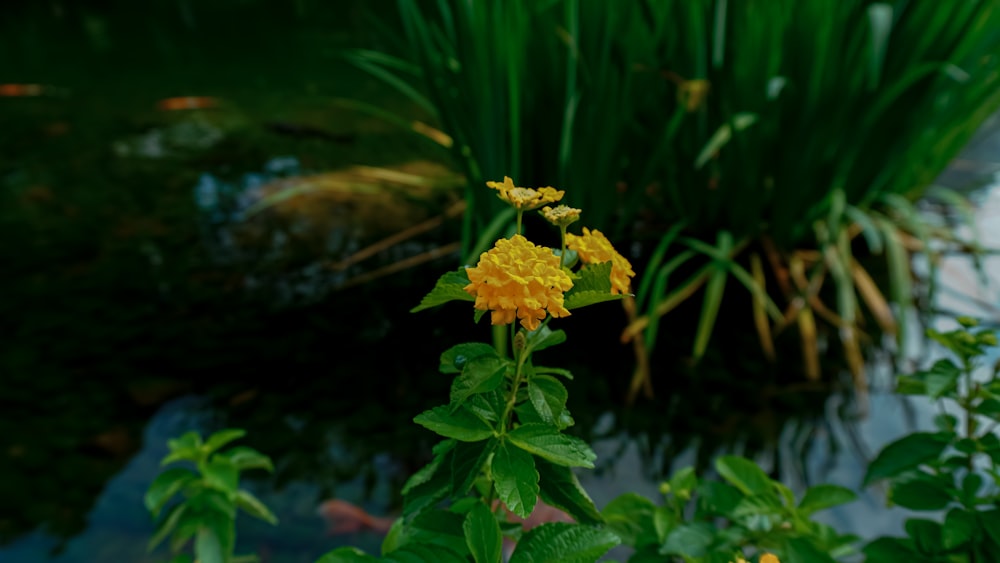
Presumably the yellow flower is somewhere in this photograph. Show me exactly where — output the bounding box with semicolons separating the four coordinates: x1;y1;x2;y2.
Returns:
540;205;581;228
759;555;780;563
565;227;636;295
486;176;564;211
464;235;573;331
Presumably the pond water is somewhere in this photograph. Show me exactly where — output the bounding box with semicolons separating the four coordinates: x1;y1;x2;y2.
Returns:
4;3;1000;562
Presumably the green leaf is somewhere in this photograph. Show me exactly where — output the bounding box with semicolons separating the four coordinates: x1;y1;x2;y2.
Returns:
217;446;274;473
889;477;953;510
450;355;509;407
961;473;983;502
195;528;225;563
411;268;475;313
168;510;203;553
783;537;837;563
696;481;743;516
414;405;495;442
863;537;918;559
383;544;469;563
980;509;1000;546
660;522;714;557
168;555;194;563
402;447;454;518
203;458;239;494
440;343;498;374
730;494;782;518
906;518;943;555
536;459;603;525
798;484;857;515
149;503;188;552
525;326;567;353
402;440;453;495
668;467;698;500
863;432;950;485
464;501;502;563
145;467;197;517
923;359;962;399
564;262;625;310
533;366;573;380
202;429;247;455
452;439;497;495
507;424;596;468
406;509;470;556
714;456;771;495
315;546;380;563
509;523;620;563
602;493;657;546
942;508;977;551
163;431;203;465
527;375;569;426
235;489;278;525
492;440;539;519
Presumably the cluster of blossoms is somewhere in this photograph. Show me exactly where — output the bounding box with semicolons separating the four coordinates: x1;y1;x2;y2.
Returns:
464;177;635;330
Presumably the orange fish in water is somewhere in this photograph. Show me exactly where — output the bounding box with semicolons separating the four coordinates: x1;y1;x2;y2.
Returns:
156;96;220;111
0;84;45;97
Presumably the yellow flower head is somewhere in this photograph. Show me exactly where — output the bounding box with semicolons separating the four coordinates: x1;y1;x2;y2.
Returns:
540;205;581;228
486;176;564;211
565;227;636;295
759;555;780;563
464;235;573;331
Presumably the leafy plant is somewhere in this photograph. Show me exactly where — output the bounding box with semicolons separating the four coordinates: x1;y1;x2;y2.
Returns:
144;429;278;563
348;0;1000;396
604;457;857;563
863;317;1000;561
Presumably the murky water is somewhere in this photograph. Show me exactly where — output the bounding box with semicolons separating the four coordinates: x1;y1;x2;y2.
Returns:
5;3;1000;561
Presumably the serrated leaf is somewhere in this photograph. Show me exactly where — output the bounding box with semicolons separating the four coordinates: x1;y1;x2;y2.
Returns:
507;424;596;468
451;356;509;407
536;459;603;525
149;503;188;552
863;537;919;559
509;522;620;563
440;343;498;374
660;522;713;557
864;432;950;485
527;375;569;426
602;493;656;546
714;456;771;495
924;359;962;399
145;467;197;517
411;268;475;313
235;489;278;525
402;440;454;495
202;429;247;455
798;484;857;515
533;366;573;379
492;440;538;519
384;545;468;563
564;291;624;310
406;509;470;555
217;446;274;473
569;262;614;294
452;439;497;495
943;508;977;550
402;464;452;518
890;477;952;510
906;518;943;555
464;501;502;563
414;405;495;442
524;326;567;352
202;458;239;494
315;546;380;563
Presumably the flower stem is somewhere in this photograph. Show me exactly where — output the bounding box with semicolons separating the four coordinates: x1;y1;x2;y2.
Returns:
559;226;567;268
516;210;523;235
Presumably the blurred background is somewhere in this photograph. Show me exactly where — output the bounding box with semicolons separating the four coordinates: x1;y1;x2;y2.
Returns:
2;1;1000;561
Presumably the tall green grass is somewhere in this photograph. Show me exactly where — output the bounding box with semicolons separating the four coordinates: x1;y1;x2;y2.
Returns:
349;0;1000;394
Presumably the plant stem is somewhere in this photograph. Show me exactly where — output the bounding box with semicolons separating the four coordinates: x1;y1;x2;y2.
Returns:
516;210;523;235
559;225;567;268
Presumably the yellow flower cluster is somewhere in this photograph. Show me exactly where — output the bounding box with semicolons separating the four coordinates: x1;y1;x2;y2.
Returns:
487;176;564;211
565;227;636;295
464;235;573;331
540;205;581;228
733;555;779;563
